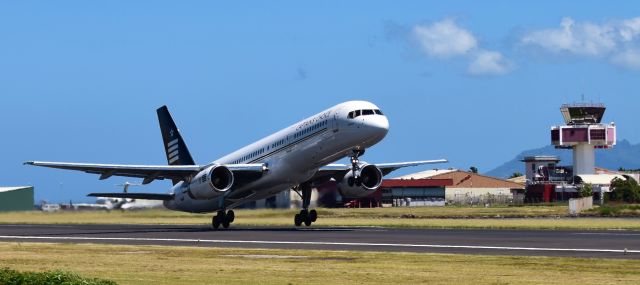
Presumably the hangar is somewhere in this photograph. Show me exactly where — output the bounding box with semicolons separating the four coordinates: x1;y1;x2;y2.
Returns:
378;178;453;207
0;186;34;212
395;169;525;204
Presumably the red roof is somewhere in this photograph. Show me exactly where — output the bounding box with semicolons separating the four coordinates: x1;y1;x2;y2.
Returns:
381;178;453;188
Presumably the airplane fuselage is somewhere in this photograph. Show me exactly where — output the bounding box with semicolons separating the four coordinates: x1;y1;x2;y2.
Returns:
164;101;389;213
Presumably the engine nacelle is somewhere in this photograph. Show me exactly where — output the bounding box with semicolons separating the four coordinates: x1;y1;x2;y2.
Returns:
187;165;234;200
337;164;383;198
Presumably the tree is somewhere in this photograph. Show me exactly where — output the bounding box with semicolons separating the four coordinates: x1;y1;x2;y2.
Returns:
469;166;478;174
610;177;640;203
578;183;593;198
509;172;523;179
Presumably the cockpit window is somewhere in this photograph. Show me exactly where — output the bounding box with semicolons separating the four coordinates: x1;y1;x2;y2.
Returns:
348;109;384;119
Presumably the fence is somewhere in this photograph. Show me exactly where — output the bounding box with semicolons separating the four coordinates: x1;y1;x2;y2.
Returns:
447;193;525;206
568;196;593;215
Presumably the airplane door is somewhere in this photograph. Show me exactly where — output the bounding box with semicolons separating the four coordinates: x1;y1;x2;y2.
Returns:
332;112;339;133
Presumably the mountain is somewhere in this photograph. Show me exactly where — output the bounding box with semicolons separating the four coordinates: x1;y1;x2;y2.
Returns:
486;139;640;178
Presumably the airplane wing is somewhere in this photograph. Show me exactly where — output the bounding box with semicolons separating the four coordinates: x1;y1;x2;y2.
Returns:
374;159;448;175
87;192;175;201
312;159;448;183
24;161;267;184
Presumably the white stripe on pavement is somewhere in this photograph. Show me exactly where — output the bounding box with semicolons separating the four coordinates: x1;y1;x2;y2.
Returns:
0;235;637;254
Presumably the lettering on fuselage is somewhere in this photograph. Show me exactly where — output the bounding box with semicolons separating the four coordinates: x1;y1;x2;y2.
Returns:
296;111;331;131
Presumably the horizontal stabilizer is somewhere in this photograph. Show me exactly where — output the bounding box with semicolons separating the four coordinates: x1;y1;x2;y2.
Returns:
87;192;174;201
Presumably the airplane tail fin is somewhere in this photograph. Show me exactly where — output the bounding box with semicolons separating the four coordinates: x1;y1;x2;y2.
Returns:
157;106;196;167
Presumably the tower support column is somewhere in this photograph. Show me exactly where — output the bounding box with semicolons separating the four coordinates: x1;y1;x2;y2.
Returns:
573;144;595;175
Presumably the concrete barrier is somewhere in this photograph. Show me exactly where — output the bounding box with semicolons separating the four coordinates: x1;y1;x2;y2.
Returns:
569;196;593;215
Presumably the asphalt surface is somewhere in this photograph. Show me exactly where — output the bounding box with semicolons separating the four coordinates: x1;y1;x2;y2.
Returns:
0;224;638;259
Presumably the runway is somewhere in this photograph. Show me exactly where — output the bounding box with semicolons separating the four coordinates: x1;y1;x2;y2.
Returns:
0;224;638;259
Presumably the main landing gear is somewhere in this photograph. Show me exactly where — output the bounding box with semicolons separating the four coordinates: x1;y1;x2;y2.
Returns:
294;183;317;227
295;209;317;227
212;209;235;230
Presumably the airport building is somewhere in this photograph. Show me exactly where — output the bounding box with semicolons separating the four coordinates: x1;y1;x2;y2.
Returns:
237;191;292;209
241;168;526;209
394;169;525;204
377;178;452;207
337;169;524;207
0;186;34;212
319;178;452;208
524;103;629;203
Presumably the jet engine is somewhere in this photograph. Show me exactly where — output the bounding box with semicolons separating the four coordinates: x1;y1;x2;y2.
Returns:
187;165;234;200
337;163;383;198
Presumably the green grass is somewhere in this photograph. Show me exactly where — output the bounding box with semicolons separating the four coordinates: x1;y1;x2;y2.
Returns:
0;206;639;230
0;268;116;285
585;204;640;216
1;242;638;285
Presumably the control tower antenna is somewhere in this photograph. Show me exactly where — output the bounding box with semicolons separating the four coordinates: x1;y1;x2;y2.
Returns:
551;103;616;175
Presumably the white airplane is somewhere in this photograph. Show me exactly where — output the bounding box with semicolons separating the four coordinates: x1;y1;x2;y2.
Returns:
102;182;163;210
26;101;446;229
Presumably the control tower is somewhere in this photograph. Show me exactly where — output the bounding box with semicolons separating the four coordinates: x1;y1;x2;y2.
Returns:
551;103;616;175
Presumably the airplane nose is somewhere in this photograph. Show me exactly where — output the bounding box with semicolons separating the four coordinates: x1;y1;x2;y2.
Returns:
366;115;389;138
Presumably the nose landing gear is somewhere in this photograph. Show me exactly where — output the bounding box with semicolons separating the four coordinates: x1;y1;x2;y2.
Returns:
348;149;365;187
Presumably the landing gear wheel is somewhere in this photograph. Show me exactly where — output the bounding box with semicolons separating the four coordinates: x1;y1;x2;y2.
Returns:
212;215;221;230
299;210;312;226
293;182;316;227
212;210;234;230
222;219;230;229
226;210;235;223
294;214;302;226
309;209;317;222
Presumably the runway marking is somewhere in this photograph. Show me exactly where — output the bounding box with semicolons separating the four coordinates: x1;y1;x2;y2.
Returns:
0;235;638;254
574;233;640;236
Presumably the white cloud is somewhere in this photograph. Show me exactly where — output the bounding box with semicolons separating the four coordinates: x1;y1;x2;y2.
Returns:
611;49;640;69
412;19;478;57
620;17;640;42
520;17;640;70
410;19;511;75
468;51;512;75
521;17;616;56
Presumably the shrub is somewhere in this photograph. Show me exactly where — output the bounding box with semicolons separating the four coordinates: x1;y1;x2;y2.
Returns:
578;183;593;198
597;205;617;216
610;177;640;203
0;268;116;285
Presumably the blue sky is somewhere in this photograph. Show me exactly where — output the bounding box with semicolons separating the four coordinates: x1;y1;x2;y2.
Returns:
1;1;639;202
